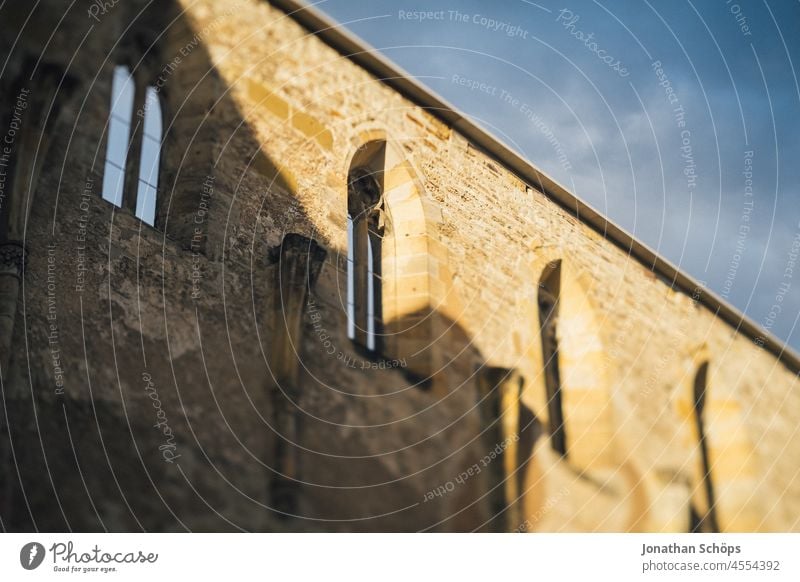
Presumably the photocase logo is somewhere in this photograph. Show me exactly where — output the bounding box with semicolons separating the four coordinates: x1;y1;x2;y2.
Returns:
20;542;46;570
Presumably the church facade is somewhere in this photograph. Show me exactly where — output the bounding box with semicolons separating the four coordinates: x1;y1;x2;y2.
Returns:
0;0;798;532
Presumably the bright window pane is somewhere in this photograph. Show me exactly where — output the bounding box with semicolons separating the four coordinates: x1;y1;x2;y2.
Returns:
136;86;162;226
366;235;375;351
346;215;355;340
102;65;134;207
100;164;125;208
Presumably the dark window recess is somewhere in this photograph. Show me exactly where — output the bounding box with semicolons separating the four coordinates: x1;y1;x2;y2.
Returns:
690;362;720;533
538;260;567;457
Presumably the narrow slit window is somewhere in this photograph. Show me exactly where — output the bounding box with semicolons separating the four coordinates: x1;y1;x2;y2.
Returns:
101;65;135;207
538;260;566;457
346;168;383;353
691;362;719;533
346;214;356;340
135;86;162;226
366;235;376;351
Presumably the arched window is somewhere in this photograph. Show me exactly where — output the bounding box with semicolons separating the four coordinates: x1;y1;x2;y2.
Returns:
101;65;135;207
135;85;162;226
690;362;719;532
537;260;566;457
100;65;162;227
347;166;384;353
341;136;443;378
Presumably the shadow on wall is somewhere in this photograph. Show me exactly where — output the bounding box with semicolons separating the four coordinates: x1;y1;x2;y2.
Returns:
0;0;716;533
0;0;542;533
0;0;297;532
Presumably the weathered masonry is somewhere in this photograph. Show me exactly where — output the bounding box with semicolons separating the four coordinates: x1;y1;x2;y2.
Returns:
0;0;798;532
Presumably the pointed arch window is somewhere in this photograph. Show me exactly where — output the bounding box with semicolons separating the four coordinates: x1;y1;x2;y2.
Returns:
346;167;384;353
690;362;719;532
101;65;135;207
538;260;566;457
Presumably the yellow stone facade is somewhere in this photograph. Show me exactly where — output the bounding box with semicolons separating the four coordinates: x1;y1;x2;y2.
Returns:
202;0;799;531
1;0;797;532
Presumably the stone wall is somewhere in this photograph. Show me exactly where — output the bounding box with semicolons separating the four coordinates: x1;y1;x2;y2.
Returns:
1;0;797;532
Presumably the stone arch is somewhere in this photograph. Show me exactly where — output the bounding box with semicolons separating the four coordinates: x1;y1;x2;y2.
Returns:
527;255;614;473
341;129;445;378
519;251;653;531
106;2;175;220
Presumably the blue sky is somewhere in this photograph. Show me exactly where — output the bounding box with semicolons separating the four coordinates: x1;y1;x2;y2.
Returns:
311;0;800;352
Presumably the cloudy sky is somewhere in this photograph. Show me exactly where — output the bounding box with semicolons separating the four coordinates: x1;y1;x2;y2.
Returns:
311;0;800;353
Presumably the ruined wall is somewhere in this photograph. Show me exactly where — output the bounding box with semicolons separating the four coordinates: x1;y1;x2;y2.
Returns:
1;0;798;532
